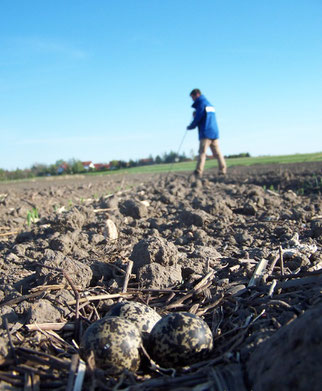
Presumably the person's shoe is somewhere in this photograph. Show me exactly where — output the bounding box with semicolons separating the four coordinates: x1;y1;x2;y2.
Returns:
193;170;202;178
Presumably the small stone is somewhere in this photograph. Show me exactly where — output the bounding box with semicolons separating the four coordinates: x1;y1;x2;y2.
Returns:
311;218;322;238
243;202;257;215
104;219;118;240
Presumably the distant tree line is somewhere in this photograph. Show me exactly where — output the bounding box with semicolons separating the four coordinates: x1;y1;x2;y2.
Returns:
224;152;251;159
0;159;85;181
0;151;250;181
0;152;190;181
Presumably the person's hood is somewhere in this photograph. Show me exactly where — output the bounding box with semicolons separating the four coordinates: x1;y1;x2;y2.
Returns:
191;94;208;108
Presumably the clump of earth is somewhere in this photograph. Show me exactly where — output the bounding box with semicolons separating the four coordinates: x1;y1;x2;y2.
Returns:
0;162;321;389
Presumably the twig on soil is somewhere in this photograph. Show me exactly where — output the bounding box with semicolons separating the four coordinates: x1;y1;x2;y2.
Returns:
104;186;136;199
189;303;200;314
0;230;19;237
107;262;127;275
17;347;71;369
122;260;134;293
140;343;176;377
33;322;77;352
73;359;86;391
30;283;82;293
268;279;277;297
5;347;71;389
33;374;41;391
13;363;57;379
267;253;280;275
0;373;23;387
25;322;75;332
212;306;224;336
193;270;215;291
236;258;257;264
248;258;269;287
93;208;116;213
127;288;182;293
196;295;224;317
165;271;215;310
4;317;17;364
270;268;322;280
63;271;81;341
24;372;32;391
67;292;133;306
92;303;101;322
266;189;280;196
160;291;185;309
165;292;176;304
66;354;79;391
30;263;82;341
279;246;284;276
266;299;293;310
277;274;322;289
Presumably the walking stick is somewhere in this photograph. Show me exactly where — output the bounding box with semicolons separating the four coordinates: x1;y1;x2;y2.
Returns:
166;130;188;179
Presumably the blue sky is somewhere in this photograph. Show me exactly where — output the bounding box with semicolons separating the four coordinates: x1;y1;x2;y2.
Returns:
1;0;321;170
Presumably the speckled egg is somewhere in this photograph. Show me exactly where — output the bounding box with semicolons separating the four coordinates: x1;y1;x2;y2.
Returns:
80;316;141;373
148;312;213;368
106;301;161;341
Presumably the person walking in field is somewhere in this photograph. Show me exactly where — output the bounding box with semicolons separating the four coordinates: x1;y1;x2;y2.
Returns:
187;89;226;178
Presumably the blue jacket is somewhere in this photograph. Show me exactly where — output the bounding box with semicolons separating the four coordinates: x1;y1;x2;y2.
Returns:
187;95;219;140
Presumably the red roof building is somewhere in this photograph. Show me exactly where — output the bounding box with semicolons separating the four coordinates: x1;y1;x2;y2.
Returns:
94;163;110;171
139;158;154;165
81;161;95;170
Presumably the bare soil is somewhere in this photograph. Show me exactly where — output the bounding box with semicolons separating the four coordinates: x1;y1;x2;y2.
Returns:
0;162;321;390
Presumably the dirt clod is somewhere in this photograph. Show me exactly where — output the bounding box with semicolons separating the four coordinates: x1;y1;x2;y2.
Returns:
130;236;179;273
247;304;322;391
119;199;148;219
137;262;182;289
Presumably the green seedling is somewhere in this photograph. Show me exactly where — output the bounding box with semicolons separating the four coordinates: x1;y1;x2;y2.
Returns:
67;200;73;209
27;208;39;227
315;177;322;188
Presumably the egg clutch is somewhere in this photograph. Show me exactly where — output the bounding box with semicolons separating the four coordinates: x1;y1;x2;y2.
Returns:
80;301;214;374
